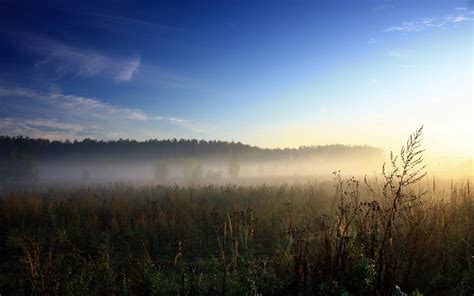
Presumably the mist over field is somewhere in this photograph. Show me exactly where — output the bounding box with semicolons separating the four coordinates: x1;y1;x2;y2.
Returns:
2;136;471;188
1;136;386;186
0;0;473;295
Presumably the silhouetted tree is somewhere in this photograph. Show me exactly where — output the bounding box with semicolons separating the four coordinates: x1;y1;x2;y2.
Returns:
0;135;384;163
228;157;241;179
0;148;39;183
154;161;169;183
81;169;91;182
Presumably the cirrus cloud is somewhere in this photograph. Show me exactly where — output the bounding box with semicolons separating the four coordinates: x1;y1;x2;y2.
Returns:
385;9;473;33
0;84;210;140
30;37;140;82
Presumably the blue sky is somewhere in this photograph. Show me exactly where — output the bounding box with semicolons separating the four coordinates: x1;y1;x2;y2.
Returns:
0;0;472;156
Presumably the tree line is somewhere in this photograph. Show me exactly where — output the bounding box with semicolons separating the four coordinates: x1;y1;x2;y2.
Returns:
0;135;383;162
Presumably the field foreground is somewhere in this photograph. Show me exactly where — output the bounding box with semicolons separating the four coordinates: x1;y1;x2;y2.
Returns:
0;175;472;295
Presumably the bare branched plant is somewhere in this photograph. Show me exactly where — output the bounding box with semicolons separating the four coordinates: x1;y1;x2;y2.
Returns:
367;126;428;293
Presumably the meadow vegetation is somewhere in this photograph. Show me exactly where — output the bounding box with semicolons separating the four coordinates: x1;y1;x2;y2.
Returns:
0;128;472;295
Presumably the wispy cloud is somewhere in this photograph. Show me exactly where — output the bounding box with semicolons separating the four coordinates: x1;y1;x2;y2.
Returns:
115;58;141;82
151;116;207;133
0;117;93;140
386;49;409;59
81;12;198;35
385;10;473;33
3;32;212;92
0;85;209;139
30;37;140;82
367;38;377;45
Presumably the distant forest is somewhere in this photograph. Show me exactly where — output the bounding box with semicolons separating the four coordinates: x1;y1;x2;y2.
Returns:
0;136;384;162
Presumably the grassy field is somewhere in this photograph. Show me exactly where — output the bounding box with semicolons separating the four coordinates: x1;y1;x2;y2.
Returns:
0;182;472;295
0;130;472;295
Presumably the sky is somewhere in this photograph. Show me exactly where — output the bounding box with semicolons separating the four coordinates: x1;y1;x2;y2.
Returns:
0;0;472;158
